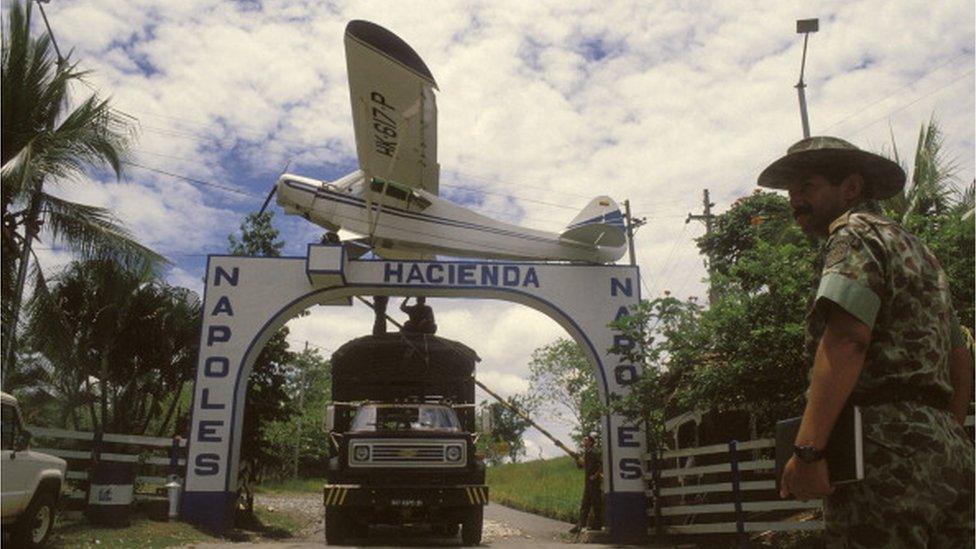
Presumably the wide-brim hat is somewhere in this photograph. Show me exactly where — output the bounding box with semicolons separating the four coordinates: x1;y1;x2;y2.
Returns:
758;136;906;199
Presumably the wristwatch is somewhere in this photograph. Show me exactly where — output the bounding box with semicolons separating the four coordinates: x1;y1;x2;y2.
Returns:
793;444;826;463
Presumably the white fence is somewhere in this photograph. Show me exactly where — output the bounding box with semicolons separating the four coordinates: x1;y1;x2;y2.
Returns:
27;426;187;497
645;412;974;541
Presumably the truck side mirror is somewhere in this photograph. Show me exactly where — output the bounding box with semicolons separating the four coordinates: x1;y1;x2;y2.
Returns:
325;405;335;432
14;430;31;451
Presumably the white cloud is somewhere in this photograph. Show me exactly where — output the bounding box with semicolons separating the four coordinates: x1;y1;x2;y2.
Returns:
475;370;530;399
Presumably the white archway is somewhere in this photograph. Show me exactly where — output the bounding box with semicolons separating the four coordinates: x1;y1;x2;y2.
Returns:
182;244;647;541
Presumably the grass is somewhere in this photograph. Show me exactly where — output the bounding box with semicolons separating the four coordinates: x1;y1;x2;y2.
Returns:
45;497;308;548
49;502;216;549
486;456;582;523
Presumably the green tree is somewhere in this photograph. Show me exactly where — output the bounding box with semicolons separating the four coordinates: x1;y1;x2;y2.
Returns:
23;259;199;435
612;191;819;440
527;339;602;445
1;0;163;385
261;346;332;478
608;295;705;448
476;395;535;464
227;211;296;479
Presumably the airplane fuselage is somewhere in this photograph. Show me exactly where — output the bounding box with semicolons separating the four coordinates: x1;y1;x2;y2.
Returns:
276;171;624;263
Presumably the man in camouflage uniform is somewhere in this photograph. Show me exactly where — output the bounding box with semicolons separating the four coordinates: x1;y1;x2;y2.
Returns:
759;136;974;548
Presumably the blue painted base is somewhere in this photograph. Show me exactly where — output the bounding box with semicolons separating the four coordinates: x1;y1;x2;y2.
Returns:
605;491;649;543
181;490;236;532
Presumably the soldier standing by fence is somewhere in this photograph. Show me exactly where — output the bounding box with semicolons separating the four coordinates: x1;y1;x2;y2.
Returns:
760;136;974;547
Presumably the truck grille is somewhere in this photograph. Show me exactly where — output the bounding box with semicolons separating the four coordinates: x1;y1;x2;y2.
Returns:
349;439;466;468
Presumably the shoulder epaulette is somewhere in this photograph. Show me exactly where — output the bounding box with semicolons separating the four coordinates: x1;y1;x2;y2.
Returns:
848;210;894;228
828;211;851;235
830;209;892;235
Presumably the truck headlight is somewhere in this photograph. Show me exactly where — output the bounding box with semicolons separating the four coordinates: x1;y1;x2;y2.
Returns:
353;445;370;462
445;445;463;462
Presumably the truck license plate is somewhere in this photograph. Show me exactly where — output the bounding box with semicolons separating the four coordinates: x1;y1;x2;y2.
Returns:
390;499;423;507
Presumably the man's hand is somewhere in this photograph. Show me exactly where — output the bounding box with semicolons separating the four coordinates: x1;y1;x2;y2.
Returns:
779;455;834;501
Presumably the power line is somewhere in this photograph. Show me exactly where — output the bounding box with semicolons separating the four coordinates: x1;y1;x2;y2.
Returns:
848;69;975;137
649;223;689;297
822;51;972;132
124;161;262;199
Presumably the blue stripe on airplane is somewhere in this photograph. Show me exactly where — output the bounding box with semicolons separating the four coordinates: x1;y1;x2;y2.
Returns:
566;210;626;230
285;180;561;245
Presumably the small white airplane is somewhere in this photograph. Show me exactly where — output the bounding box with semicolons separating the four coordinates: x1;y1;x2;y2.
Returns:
262;20;628;264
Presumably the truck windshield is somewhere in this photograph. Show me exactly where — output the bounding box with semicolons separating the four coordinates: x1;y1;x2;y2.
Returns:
350;405;461;432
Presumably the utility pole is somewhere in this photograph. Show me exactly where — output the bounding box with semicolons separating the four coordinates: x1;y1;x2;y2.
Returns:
795;18;820;139
292;340;309;479
623;199;646;267
686;189;717;304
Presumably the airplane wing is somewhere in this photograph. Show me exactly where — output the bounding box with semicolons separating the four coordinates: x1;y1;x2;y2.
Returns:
345;20;440;196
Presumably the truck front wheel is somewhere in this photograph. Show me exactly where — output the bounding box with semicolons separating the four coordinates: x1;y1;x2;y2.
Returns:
461;507;483;546
12;489;56;548
324;508;350;545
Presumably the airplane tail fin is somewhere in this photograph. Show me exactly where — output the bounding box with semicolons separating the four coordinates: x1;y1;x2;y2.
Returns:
560;196;627;248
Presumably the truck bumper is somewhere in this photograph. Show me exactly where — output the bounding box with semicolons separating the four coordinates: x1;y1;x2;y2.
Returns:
324;484;488;509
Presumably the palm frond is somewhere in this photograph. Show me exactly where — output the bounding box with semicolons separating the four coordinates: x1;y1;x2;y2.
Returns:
882;116;959;222
952;181;975;220
23;261;78;371
38;193;168;272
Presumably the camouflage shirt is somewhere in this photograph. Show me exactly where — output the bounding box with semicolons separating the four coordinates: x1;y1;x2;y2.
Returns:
804;204;964;407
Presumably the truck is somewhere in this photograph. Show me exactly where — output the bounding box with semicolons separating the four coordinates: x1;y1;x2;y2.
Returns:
1;391;67;548
323;333;487;545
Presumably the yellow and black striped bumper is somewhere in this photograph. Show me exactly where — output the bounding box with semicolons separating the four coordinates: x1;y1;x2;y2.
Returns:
323;484;489;507
463;485;489;505
324;485;354;506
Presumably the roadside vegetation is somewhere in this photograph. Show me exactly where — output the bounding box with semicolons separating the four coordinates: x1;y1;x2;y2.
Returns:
47;500;305;548
486;456;581;524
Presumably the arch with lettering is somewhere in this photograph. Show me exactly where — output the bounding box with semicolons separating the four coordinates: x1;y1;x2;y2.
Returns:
183;245;646;541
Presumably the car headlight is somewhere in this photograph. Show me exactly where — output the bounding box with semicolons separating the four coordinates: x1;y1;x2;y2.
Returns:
353;445;370;462
445;445;463;462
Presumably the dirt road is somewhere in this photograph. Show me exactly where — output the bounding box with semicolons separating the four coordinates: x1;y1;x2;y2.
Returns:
184;493;622;548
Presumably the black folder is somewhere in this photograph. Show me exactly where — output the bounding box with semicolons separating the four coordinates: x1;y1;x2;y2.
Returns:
775;404;864;490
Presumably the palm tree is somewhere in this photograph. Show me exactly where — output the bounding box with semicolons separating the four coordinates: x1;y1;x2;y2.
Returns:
883;116;961;224
1;0;165;385
25;259;200;434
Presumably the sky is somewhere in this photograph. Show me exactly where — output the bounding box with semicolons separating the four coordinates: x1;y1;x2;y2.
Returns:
18;0;975;459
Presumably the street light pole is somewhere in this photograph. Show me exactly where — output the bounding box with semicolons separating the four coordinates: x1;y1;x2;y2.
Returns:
795;18;819;139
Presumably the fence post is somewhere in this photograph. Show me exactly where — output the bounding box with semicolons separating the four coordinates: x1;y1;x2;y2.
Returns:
92;428;104;463
728;440;747;548
650;448;664;538
168;435;182;478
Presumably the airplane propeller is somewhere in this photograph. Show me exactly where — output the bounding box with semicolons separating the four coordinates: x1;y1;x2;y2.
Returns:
257;161;291;216
257;184;277;216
